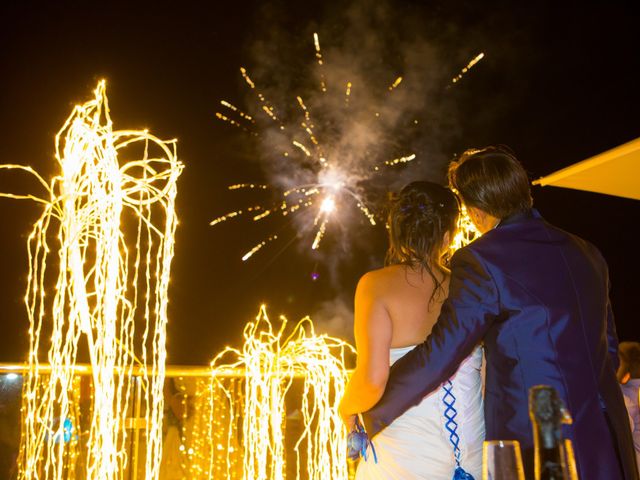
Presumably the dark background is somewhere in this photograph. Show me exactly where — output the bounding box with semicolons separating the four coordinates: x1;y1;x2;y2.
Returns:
0;1;638;365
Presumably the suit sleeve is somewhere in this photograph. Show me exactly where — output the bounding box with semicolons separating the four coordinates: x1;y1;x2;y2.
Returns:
606;299;619;372
593;244;619;372
361;246;501;437
604;266;619;372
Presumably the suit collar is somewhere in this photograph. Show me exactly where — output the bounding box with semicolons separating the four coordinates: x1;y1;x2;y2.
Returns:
496;208;540;228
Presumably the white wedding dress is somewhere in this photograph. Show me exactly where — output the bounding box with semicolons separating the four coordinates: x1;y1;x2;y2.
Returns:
355;346;485;479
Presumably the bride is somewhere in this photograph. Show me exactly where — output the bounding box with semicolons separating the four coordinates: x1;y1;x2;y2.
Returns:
338;181;484;479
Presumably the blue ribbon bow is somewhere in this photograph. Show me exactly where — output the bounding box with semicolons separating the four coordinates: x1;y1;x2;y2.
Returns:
453;466;475;480
347;416;377;463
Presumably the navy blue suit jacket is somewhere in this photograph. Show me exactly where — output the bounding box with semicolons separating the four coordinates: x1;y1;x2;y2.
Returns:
362;209;638;480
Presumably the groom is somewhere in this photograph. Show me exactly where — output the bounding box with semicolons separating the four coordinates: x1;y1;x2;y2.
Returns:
358;146;638;480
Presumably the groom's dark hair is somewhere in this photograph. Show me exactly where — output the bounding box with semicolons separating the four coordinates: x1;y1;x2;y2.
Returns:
448;145;532;219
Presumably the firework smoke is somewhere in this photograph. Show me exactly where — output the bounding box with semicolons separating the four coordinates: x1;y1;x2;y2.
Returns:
212;1;485;266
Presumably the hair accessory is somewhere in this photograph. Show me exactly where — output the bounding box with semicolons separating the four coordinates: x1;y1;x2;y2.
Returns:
400;203;428;213
347;415;377;463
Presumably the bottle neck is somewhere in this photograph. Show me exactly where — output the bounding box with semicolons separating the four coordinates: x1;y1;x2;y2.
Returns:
533;424;573;480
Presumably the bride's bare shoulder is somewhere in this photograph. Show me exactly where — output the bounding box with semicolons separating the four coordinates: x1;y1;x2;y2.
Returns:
356;265;407;293
357;263;450;296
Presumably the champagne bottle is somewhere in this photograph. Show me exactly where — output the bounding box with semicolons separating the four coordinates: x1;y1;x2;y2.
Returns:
528;385;579;480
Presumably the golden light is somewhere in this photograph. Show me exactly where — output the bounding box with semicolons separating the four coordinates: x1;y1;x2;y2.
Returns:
450;203;481;254
384;153;416;166
242;235;278;262
320;196;336;214
1;81;183;480
212;32;414;257
388;76;403;91
313;32;327;92
451;52;485;84
209;306;355;480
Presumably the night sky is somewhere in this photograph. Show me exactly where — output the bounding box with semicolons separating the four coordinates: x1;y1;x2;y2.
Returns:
1;1;639;365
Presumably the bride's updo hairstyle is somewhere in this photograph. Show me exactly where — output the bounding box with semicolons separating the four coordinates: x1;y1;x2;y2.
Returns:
385;181;459;300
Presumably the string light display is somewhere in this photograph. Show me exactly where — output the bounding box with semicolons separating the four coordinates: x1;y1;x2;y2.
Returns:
450;204;481;254
1;81;183;480
209;306;355;480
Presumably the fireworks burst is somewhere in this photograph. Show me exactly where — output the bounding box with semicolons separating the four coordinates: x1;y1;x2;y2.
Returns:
213;33;485;262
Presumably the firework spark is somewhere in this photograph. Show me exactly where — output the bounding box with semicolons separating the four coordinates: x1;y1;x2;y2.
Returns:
242;235;278;262
212;33;420;260
313;32;327;92
213;35;485;262
451;52;485;84
388;76;403;91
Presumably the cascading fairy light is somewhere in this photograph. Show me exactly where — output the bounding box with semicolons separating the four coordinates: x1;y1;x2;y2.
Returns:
210;306;355;480
210;377;243;479
450;204;481;254
1;81;183;480
182;378;218;479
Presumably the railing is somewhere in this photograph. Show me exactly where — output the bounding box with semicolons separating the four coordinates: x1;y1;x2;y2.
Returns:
0;364;217;480
0;366;24;480
0;364;355;480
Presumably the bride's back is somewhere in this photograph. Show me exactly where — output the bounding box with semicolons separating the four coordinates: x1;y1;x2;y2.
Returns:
378;180;459;349
365;263;449;348
349;181;484;480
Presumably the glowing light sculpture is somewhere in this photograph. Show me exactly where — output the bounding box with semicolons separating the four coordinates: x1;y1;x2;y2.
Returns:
210;306;355;480
450;204;481;254
1;81;183;480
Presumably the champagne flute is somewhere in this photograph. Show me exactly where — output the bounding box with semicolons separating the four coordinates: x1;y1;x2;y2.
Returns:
483;440;525;480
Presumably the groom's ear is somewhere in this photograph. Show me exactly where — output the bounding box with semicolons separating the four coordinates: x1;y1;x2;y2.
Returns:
466;206;488;233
